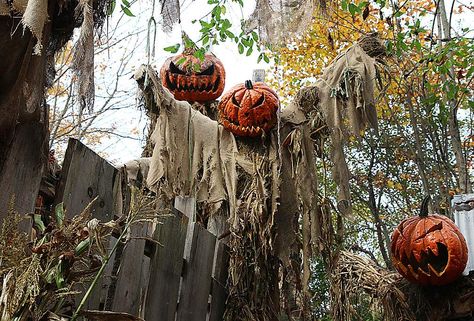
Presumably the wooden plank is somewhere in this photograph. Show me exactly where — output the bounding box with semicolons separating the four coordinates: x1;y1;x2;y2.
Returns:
145;210;188;321
174;196;196;260
174;196;196;220
176;223;216;321
54;138;122;311
209;241;230;321
138;255;151;319
110;222;148;315
55;138;120;222
0;122;45;229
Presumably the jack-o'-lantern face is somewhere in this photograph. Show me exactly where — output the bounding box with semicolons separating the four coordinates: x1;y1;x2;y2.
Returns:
218;80;279;137
391;196;468;286
160;51;226;103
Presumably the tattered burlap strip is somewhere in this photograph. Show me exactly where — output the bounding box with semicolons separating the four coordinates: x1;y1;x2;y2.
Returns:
0;0;48;54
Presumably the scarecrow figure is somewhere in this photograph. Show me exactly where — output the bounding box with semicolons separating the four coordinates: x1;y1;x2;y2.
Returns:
132;33;382;320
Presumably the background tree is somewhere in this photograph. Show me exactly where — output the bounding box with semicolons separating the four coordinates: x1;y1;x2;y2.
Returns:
267;0;473;318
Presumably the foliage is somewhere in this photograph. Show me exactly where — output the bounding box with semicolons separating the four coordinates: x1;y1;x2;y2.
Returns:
267;0;473;317
0;200;111;320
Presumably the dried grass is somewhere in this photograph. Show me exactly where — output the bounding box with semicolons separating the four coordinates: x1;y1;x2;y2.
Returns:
0;187;158;321
331;251;417;321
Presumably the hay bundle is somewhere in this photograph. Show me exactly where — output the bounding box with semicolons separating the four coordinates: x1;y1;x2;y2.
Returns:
331;250;416;321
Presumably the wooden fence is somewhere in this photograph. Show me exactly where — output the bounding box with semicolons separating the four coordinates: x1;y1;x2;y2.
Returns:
55;138;230;321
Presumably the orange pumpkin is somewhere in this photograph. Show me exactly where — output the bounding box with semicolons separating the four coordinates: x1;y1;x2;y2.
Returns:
218;80;279;137
160;50;225;103
391;196;468;286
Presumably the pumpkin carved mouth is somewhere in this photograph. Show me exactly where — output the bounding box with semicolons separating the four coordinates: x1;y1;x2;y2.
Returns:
397;242;449;277
160;53;226;103
218;80;280;138
165;72;222;93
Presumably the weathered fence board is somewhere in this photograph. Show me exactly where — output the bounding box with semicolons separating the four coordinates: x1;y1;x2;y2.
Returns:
51;141;230;320
145;210;189;321
209;241;230;321
177;223;216;321
111;222;149;315
55;138;120;222
55;138;122;311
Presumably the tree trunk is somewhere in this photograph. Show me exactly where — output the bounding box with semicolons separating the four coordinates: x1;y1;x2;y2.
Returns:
0;14;53;220
436;0;472;194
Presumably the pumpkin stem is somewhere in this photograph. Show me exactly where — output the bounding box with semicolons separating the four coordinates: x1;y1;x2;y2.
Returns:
419;195;431;217
245;80;253;89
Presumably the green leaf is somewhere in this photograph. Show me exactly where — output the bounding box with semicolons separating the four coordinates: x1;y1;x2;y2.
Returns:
251;31;259;41
341;0;348;11
122;0;130;7
394;10;404;18
348;3;359;15
194;49;205;61
33;214;46;233
56;262;65;289
225;30;235;39
263;54;270;63
75;239;90;256
107;0;116;16
257;53;263;63
176;57;186;65
184;37;195;49
238;43;244;54
121;4;135;16
202;35;210;45
164;44;180;53
221;5;226;15
246;47;253;56
213;5;222;18
54;203;65;228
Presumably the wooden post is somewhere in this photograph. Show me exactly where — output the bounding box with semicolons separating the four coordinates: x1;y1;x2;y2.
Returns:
252;69;266;82
174;196;196;260
453;193;474;275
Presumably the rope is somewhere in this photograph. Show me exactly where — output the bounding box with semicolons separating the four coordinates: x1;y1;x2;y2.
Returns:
144;0;157;87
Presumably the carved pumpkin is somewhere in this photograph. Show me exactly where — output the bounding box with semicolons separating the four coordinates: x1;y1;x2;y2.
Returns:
218;80;279;137
160;50;225;103
391;196;468;286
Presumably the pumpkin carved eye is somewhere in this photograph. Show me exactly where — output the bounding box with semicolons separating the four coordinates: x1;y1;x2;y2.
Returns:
218;80;280;137
169;61;186;75
391;196;468;286
197;64;214;76
160;52;226;103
